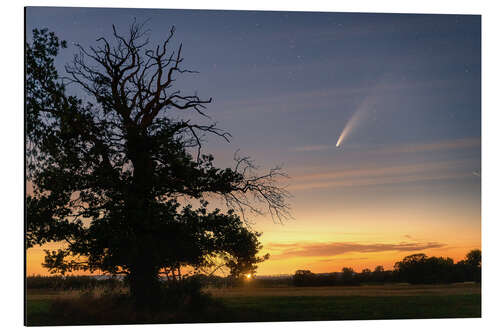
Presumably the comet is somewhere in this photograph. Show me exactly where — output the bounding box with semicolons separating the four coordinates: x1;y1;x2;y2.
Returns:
336;76;387;148
335;100;372;148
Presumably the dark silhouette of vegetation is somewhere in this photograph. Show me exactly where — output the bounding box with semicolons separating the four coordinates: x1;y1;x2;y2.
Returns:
26;23;290;308
290;250;481;287
462;249;481;282
394;249;481;284
26;275;123;290
394;253;454;284
372;265;387;283
341;267;357;285
292;270;316;286
27;249;481;293
32;284;224;326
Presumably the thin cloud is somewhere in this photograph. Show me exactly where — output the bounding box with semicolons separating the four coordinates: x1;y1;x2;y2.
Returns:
266;242;302;248
317;257;369;263
266;241;446;259
288;159;475;191
291;145;332;152
375;137;480;155
215;77;458;117
292;160;468;182
289;172;471;191
286;138;479;188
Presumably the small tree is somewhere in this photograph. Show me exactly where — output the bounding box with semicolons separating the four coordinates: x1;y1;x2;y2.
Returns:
341;267;356;285
465;249;481;283
26;23;290;307
292;270;316;287
372;265;385;283
359;268;371;283
465;249;481;268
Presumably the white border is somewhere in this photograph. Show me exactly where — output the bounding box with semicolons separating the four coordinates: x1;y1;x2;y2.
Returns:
3;1;499;332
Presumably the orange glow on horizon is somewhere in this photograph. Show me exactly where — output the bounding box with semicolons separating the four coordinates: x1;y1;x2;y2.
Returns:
26;240;481;277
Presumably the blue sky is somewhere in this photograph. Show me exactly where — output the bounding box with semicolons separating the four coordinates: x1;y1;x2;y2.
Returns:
26;7;481;274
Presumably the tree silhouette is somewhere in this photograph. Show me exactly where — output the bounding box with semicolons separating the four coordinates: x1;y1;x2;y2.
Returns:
464;249;481;282
341;267;355;284
359;268;371;283
394;253;455;284
26;23;290;307
372;265;385;283
292;270;316;286
465;249;481;268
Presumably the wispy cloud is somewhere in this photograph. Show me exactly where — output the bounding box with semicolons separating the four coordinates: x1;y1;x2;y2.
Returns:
291;145;332;152
317;257;369;263
215;77;459;117
289;171;471;191
292;160;467;182
289;159;475;191
375;137;480;155
266;241;446;259
289;137;479;163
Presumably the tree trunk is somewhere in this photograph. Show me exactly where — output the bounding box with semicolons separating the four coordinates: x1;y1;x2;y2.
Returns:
128;262;162;309
125;128;164;309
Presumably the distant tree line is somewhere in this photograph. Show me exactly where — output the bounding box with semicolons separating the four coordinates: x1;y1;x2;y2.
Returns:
26;275;123;290
27;249;481;290
291;249;481;287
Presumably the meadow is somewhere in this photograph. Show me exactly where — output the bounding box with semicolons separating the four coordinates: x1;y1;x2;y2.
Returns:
26;282;481;325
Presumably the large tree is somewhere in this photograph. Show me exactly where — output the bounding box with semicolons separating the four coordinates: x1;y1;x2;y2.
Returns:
26;23;289;307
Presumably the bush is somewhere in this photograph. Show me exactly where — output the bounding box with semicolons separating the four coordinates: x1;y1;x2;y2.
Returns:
26;275;123;291
160;277;213;310
44;279;224;325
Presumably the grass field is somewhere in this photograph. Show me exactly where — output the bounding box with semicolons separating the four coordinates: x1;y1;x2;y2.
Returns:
26;283;481;326
221;294;480;321
205;283;480;297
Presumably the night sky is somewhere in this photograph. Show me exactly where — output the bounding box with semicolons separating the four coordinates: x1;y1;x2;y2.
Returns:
26;7;481;275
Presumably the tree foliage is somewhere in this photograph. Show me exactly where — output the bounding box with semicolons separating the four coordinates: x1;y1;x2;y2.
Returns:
465;249;481;268
289;250;481;287
394;250;481;284
26;24;290;306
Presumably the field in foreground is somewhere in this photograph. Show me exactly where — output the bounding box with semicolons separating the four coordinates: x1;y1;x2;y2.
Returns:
26;284;481;326
205;283;480;297
221;294;480;322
